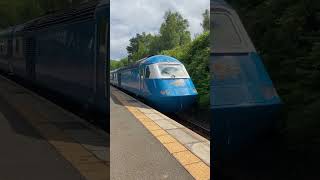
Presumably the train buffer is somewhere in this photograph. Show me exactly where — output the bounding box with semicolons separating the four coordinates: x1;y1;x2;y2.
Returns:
110;86;210;180
0;76;109;180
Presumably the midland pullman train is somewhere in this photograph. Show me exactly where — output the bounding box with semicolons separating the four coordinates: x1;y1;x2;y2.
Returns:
110;55;198;112
211;0;283;159
0;0;109;126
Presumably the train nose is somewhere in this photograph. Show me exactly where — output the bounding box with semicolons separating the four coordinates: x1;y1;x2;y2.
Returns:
153;79;198;112
152;95;197;113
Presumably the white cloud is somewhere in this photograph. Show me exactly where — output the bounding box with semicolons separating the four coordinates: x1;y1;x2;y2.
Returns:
110;0;210;60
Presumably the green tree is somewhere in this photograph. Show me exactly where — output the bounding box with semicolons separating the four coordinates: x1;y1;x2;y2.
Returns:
201;9;210;32
158;11;191;51
127;32;155;62
125;10;192;63
110;57;129;70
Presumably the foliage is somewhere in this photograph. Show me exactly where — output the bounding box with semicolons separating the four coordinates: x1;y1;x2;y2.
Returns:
158;11;191;51
110;57;129;71
126;32;156;63
201;9;210;32
126;10;192;63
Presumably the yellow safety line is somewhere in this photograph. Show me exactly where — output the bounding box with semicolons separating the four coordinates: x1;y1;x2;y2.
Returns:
112;89;210;180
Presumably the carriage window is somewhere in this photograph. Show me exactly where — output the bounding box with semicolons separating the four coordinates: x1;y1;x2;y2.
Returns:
145;66;150;78
157;64;188;78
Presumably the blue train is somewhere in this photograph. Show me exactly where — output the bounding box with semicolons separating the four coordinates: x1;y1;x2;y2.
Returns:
211;0;283;159
0;0;109;127
110;55;198;112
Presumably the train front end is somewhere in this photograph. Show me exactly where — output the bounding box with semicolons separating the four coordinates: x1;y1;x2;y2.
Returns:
211;0;283;160
143;56;198;113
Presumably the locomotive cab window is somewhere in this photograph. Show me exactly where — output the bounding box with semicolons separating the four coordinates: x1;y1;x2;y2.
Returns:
157;64;189;79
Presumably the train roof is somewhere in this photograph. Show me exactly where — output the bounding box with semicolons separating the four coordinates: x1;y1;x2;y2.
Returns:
143;55;180;65
0;1;102;35
22;1;99;32
211;0;256;53
116;55;182;72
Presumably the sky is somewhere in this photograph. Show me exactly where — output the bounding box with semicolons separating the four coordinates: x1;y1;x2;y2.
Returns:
110;0;210;60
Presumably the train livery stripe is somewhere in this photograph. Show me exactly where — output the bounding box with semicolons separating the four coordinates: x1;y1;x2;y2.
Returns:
111;87;210;180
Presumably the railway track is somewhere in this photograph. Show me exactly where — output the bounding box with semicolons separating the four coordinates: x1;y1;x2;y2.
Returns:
171;112;210;139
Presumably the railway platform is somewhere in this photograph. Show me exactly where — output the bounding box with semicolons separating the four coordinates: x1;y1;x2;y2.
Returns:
0;76;109;180
110;86;210;180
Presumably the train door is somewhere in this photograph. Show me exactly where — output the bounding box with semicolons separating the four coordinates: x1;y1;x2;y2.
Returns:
25;37;36;81
139;65;145;95
6;38;13;74
118;73;121;86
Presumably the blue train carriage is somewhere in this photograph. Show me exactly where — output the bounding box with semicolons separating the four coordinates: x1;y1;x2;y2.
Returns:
25;0;108;117
0;1;109;127
114;55;198;112
0;27;14;73
211;0;283;159
11;23;31;78
110;69;119;86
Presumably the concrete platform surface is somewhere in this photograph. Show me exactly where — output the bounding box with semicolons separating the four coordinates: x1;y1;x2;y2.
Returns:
110;93;194;180
0;76;109;180
110;86;210;180
0;96;84;180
